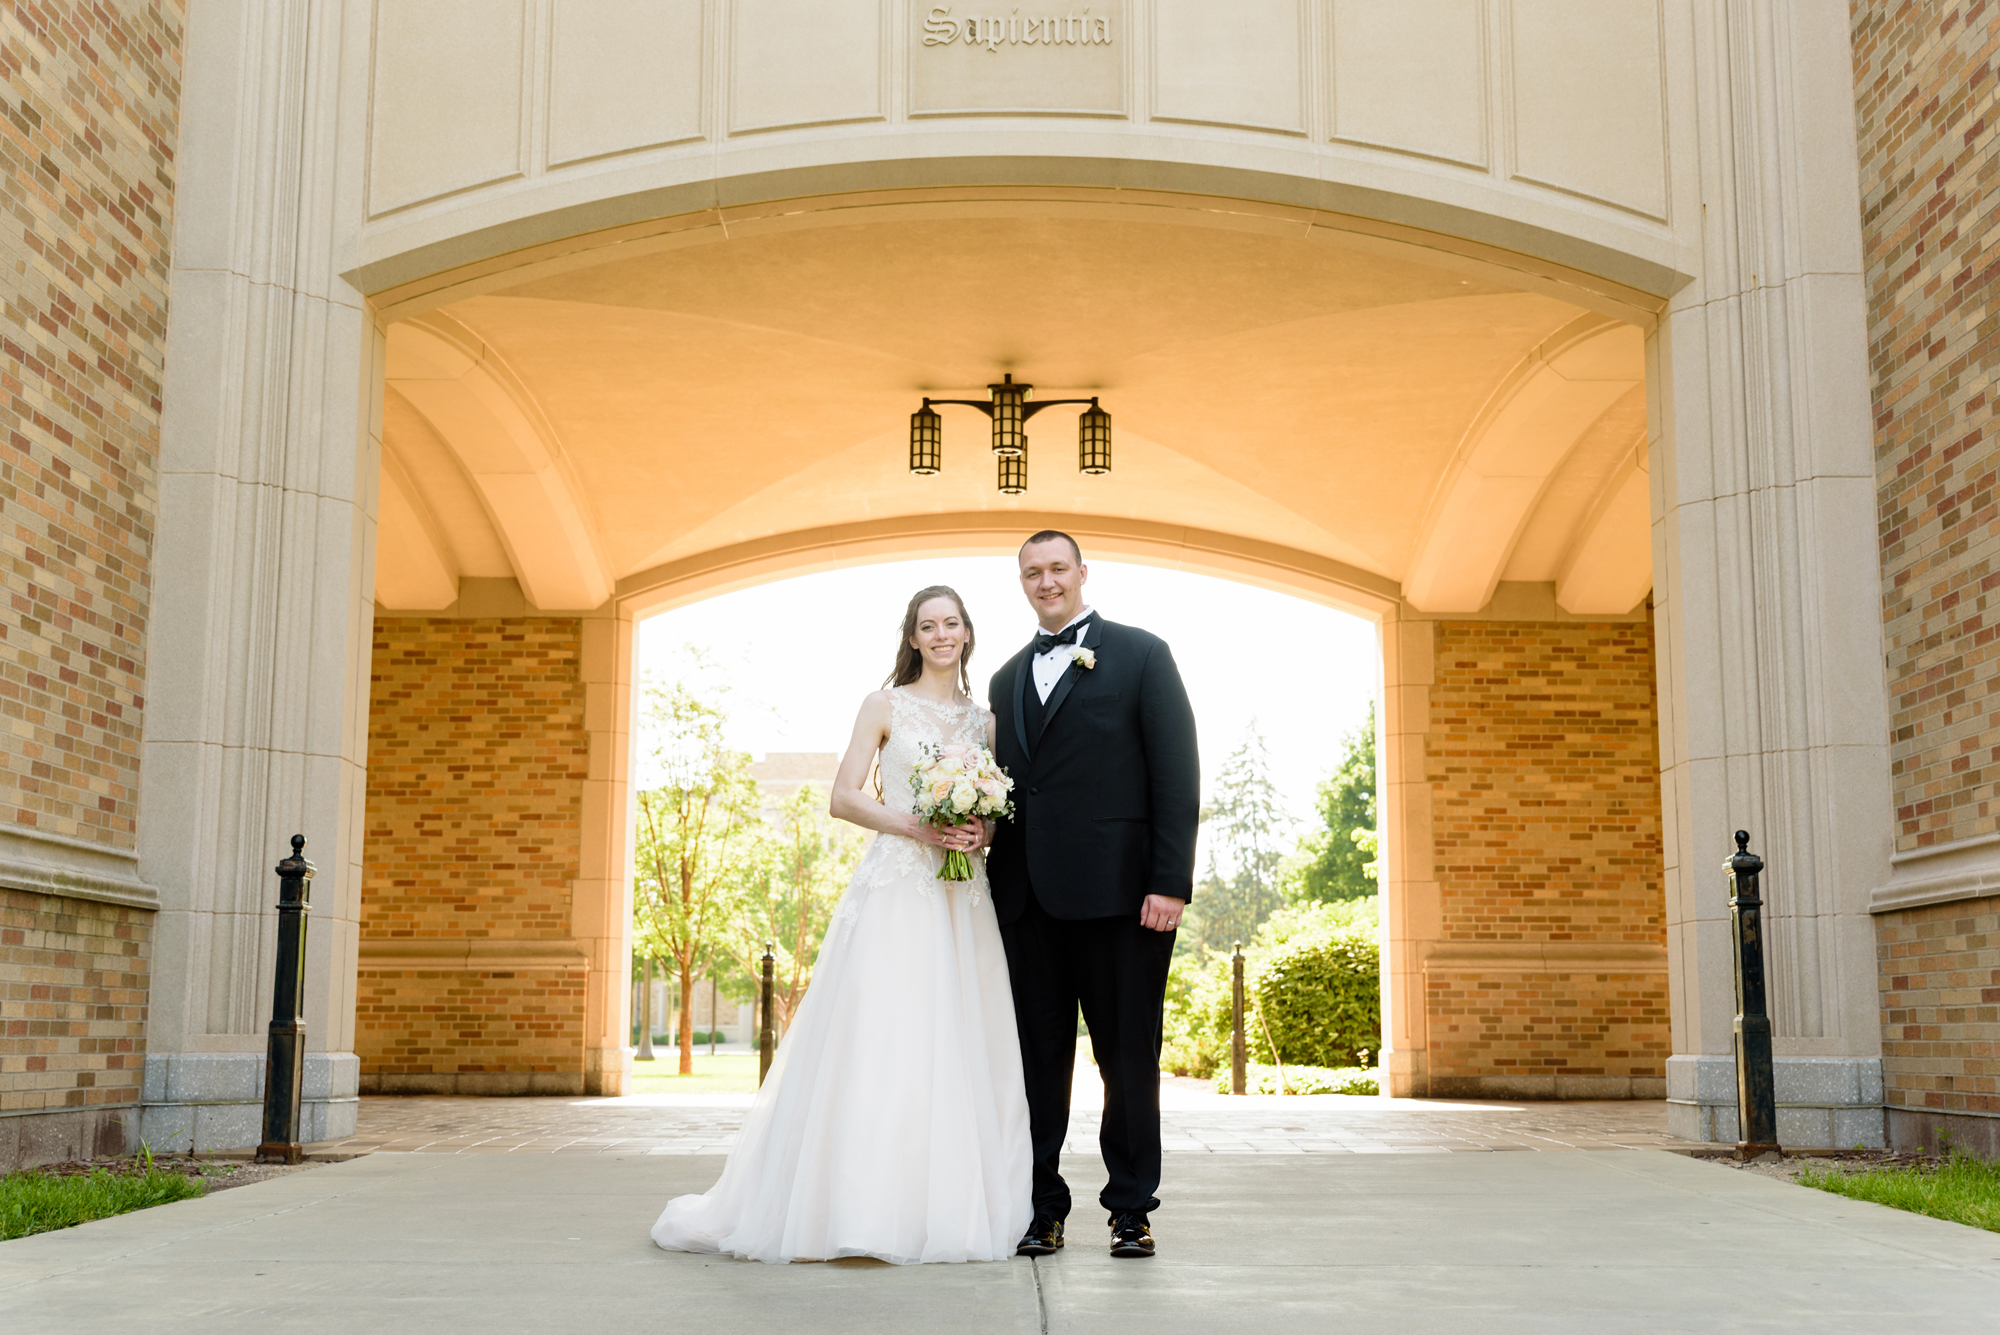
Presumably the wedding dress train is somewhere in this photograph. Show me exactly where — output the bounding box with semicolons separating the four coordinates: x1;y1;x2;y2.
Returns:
650;688;1032;1264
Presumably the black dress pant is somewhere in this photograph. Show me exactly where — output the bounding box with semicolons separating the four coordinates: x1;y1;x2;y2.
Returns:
1000;892;1176;1220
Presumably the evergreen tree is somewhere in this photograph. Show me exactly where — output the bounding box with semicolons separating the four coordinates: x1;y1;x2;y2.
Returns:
1185;723;1292;952
1292;702;1377;903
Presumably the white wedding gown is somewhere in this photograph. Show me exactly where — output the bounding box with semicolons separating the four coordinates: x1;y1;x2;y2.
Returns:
650;688;1032;1264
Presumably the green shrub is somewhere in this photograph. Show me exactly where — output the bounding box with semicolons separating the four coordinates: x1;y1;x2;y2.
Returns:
1212;1063;1378;1096
1254;920;1379;1069
1160;952;1235;1078
1;1167;206;1241
1160;898;1381;1078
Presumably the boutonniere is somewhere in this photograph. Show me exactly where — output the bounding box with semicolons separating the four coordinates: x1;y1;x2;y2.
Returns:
1072;647;1096;670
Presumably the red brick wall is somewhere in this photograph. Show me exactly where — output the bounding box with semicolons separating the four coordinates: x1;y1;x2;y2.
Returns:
0;2;181;847
357;617;589;1092
1426;618;1668;1094
0;887;149;1157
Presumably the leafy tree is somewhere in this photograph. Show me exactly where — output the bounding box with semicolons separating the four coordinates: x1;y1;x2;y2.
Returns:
719;783;863;1031
1291;703;1377;903
1184;723;1292;953
632;669;766;1073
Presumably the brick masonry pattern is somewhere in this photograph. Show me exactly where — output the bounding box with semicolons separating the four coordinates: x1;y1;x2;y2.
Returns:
1853;0;2000;1121
1855;1;2000;852
0;886;148;1113
0;2;179;849
1427;619;1668;1081
1877;894;2000;1116
358;617;589;1079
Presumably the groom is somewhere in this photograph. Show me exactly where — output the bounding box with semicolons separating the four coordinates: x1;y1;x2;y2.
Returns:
986;530;1199;1260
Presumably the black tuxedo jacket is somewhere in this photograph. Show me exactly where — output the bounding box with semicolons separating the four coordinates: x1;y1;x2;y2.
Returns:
987;615;1199;924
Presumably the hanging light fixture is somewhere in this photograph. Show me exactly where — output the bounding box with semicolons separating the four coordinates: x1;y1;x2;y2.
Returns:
1078;399;1111;475
909;402;942;475
910;374;1112;494
989;375;1029;457
998;439;1027;495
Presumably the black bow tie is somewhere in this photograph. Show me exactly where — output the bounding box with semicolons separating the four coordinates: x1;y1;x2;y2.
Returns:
1035;622;1087;654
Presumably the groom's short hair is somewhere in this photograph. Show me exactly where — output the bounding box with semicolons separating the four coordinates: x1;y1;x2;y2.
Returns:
1021;529;1082;564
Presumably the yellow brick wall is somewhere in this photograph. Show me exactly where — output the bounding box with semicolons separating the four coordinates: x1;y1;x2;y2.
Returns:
1855;1;2000;853
357;617;589;1092
1427;618;1668;1092
0;888;149;1113
0;2;181;849
1876;896;2000;1120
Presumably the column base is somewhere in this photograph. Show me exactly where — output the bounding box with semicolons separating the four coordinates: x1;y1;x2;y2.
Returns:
1665;1055;1885;1147
586;1045;631;1096
138;1052;360;1153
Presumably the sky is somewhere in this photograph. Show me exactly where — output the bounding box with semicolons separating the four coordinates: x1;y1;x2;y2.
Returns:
635;556;1379;859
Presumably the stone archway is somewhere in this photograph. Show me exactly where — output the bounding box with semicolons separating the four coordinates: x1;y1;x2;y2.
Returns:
132;2;1890;1149
350;180;1669;1101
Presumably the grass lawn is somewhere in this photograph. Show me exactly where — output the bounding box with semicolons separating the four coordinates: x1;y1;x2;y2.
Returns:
626;1052;762;1095
2;1165;207;1241
1798;1151;2000;1232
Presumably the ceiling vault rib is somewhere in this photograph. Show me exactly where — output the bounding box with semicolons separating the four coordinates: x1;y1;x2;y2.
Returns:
382;312;615;611
1402;315;1648;614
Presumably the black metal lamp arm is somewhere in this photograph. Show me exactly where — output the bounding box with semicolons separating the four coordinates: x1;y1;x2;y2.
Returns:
921;396;1100;418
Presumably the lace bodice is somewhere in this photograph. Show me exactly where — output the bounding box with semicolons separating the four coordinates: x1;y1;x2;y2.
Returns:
827;687;992;934
879;687;989;814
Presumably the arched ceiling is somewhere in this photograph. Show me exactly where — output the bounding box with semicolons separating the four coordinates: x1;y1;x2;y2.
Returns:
376;209;1651;617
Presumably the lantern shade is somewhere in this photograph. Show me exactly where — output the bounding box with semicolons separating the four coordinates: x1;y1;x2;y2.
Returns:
997;440;1027;494
990;376;1028;457
910;403;941;474
1079;401;1111;474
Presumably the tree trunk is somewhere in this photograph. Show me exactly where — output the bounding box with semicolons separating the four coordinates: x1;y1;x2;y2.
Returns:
636;955;655;1061
677;954;696;1075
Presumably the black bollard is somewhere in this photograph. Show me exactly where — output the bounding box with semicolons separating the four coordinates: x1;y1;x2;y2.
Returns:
758;943;776;1086
256;835;315;1164
1727;831;1780;1158
1231;941;1247;1096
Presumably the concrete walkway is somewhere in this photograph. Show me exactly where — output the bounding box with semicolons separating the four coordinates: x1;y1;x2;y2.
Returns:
5;1145;2000;1331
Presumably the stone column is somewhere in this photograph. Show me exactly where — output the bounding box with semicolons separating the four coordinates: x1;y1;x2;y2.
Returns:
578;604;636;1096
1377;612;1437;1098
138;0;374;1150
1654;0;1891;1145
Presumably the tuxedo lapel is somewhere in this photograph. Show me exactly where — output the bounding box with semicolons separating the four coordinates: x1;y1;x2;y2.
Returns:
1037;616;1101;741
1007;649;1032;760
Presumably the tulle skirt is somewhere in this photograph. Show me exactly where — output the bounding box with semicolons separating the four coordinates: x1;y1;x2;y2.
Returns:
650;839;1032;1264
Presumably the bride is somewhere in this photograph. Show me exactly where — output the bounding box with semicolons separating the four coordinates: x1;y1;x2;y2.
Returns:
650;585;1032;1264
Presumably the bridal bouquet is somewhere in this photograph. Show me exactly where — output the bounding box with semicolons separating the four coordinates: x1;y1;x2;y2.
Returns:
910;742;1015;881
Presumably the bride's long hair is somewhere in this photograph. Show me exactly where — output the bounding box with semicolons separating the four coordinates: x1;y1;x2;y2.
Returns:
886;584;975;696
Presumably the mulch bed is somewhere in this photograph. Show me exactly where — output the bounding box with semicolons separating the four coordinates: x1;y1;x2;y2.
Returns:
25;1154;328;1194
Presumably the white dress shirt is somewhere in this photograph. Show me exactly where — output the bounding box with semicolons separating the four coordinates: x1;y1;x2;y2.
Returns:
1031;606;1095;703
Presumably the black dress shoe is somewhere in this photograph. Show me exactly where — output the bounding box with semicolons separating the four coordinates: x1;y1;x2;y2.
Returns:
1016;1215;1064;1256
1108;1211;1155;1258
